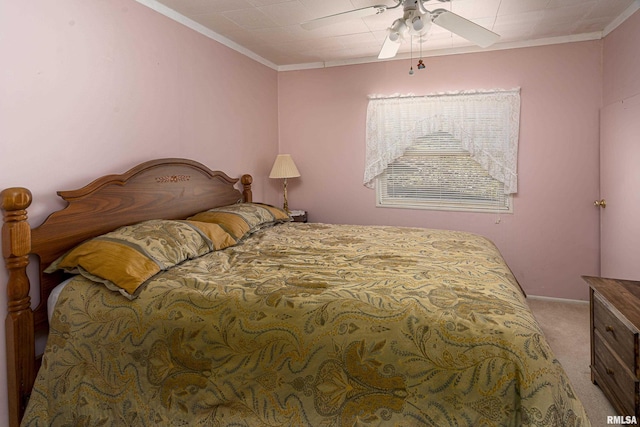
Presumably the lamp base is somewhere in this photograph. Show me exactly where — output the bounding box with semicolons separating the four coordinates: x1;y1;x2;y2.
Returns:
283;178;290;213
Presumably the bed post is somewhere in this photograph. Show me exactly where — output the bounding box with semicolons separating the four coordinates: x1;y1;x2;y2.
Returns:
1;187;34;427
241;174;253;203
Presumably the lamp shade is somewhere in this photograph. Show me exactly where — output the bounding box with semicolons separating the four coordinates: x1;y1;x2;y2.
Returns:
269;154;300;179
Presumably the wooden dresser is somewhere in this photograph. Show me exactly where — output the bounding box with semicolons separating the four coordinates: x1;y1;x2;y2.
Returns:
583;276;640;418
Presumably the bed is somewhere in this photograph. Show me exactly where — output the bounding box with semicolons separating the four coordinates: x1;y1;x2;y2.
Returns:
1;158;589;426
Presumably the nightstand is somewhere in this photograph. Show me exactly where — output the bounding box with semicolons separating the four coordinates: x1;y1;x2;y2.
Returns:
583;276;640;419
289;209;307;223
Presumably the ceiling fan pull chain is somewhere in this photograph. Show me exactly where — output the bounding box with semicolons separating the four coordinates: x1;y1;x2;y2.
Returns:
418;39;425;71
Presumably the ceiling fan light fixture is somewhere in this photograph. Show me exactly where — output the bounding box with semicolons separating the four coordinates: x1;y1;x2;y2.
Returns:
386;18;406;43
411;15;424;32
389;19;406;37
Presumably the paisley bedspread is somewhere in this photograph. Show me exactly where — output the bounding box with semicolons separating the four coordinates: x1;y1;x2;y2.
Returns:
23;223;589;426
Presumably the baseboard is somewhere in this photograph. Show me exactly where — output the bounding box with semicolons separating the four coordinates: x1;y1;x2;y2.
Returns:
527;294;589;305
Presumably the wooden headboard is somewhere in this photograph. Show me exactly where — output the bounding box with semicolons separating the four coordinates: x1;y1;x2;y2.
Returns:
1;158;253;427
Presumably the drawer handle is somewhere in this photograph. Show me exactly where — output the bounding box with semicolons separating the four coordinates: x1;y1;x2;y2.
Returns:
605;325;615;333
606;368;615;376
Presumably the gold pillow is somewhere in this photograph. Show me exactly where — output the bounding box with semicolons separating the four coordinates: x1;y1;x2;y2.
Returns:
46;219;235;299
186;220;237;250
188;203;291;241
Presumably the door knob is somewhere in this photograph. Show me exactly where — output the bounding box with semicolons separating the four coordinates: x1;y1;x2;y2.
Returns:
594;199;606;208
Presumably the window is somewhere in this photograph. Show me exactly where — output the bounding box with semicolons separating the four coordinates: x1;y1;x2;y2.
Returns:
376;132;512;212
364;89;520;213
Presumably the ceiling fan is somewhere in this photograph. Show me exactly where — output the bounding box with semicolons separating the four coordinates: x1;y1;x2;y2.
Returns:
301;0;500;59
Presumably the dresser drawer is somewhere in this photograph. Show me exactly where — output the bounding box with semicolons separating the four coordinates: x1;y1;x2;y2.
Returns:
593;292;639;375
593;331;639;415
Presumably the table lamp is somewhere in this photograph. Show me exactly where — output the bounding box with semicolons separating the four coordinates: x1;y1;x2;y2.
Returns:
269;154;300;213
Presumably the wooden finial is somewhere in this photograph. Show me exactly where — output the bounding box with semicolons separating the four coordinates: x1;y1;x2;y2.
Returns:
241;174;253;203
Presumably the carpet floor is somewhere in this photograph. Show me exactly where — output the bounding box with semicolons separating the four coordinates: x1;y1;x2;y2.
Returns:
527;296;622;427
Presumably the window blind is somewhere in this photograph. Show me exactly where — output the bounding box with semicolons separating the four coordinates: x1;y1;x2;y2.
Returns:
377;133;511;212
364;89;521;195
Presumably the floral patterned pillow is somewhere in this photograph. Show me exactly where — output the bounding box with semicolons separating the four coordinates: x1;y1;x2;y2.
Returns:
45;219;235;299
188;203;291;241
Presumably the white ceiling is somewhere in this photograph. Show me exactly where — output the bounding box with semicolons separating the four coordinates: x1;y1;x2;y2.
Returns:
138;0;639;70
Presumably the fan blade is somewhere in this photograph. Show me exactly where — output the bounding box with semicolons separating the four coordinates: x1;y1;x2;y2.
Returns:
378;34;401;59
301;5;387;30
432;9;499;48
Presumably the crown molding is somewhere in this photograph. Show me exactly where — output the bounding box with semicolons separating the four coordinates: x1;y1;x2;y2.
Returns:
278;32;604;72
603;0;640;36
134;0;279;71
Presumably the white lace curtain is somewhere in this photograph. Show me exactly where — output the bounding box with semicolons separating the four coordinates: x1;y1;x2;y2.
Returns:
364;88;521;194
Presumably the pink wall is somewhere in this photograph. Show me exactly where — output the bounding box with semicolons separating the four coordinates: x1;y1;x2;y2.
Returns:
0;1;280;210
0;0;279;423
600;9;640;278
603;10;640;105
278;42;603;302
